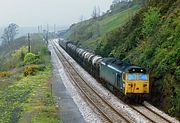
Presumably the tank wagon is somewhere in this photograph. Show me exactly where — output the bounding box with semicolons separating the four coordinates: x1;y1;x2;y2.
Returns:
58;39;149;103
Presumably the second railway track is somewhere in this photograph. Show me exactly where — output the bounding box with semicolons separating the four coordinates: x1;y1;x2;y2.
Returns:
51;40;179;123
130;104;174;123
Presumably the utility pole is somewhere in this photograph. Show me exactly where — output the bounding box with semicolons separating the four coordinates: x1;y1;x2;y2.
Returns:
46;24;49;45
54;24;56;38
40;25;43;33
54;24;56;33
38;26;39;33
28;33;31;53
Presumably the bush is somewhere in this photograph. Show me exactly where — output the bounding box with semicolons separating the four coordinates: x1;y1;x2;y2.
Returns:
23;65;39;76
24;53;40;65
23;64;46;77
37;64;46;71
175;66;180;81
0;71;10;77
142;7;161;37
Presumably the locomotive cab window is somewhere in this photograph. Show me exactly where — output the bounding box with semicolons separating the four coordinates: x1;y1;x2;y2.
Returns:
127;73;136;80
138;74;148;80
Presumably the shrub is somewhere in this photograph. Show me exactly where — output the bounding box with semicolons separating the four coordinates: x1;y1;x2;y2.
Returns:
37;64;46;71
0;71;10;77
142;7;161;37
24;53;40;65
23;65;39;76
23;64;46;77
175;66;180;81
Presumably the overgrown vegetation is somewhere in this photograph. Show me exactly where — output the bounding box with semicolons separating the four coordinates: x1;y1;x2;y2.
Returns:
0;67;59;123
0;33;60;122
0;33;48;71
95;0;180;118
63;0;180;119
64;1;141;51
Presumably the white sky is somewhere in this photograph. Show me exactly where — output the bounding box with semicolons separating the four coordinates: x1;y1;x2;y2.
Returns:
0;0;112;27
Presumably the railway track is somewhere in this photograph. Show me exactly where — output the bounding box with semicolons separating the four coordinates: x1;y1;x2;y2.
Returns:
51;40;179;123
143;102;179;123
52;41;131;123
130;104;174;123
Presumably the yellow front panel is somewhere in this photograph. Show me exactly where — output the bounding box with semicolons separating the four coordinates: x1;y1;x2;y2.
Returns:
125;81;149;94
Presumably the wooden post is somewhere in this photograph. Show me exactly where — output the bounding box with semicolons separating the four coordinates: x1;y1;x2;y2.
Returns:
28;33;31;53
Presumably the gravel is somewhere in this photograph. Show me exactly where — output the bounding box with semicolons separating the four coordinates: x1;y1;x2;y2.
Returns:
54;40;149;123
49;41;103;123
53;39;179;123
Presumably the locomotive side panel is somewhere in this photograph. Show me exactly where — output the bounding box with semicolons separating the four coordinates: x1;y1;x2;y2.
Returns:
100;62;125;94
100;63;116;86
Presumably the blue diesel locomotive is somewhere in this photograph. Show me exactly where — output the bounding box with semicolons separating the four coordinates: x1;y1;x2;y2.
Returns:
58;39;149;103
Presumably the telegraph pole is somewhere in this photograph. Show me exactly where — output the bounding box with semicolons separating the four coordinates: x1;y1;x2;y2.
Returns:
40;25;43;33
54;24;56;33
46;24;49;45
54;24;56;38
28;33;31;53
38;26;40;33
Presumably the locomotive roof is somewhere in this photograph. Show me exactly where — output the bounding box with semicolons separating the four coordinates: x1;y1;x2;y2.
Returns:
101;58;146;73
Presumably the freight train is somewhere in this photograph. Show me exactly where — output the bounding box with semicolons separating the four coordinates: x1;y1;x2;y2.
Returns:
58;39;149;103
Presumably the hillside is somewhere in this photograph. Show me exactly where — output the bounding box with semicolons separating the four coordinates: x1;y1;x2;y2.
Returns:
64;1;141;51
95;0;180;118
63;0;180;119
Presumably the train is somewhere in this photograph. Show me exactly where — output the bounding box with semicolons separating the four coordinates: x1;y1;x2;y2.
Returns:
58;39;149;103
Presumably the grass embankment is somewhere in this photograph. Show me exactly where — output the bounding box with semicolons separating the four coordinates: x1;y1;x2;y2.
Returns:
100;5;140;34
0;34;60;122
64;4;140;51
63;0;179;119
95;0;180;119
0;67;59;123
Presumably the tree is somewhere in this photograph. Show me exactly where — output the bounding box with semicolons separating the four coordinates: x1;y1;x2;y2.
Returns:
92;6;100;19
1;23;19;51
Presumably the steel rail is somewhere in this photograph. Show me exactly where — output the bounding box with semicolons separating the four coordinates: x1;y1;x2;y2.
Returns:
52;42;131;123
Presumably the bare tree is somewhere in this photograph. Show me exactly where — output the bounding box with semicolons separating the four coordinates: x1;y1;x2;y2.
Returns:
92;6;100;19
92;6;97;19
97;6;101;17
1;23;19;51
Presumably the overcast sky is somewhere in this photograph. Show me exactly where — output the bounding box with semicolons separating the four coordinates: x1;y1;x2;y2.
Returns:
0;0;112;27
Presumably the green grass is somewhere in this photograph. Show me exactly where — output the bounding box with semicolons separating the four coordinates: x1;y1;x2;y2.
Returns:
80;38;99;51
99;5;140;35
80;6;140;51
64;5;140;50
0;66;59;123
0;33;60;122
0;70;23;91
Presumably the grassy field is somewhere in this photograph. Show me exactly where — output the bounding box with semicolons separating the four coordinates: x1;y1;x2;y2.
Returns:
64;5;140;51
0;66;60;123
99;5;140;35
